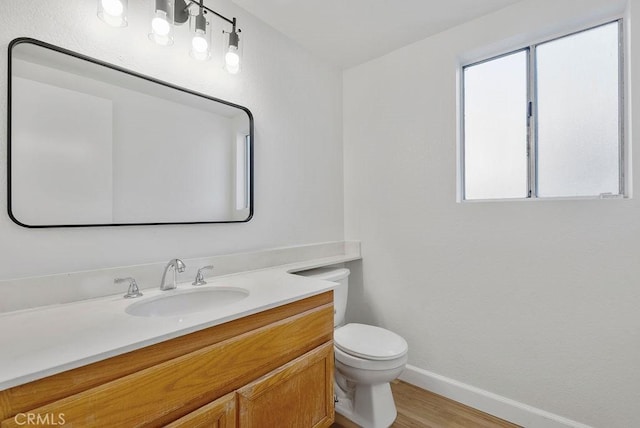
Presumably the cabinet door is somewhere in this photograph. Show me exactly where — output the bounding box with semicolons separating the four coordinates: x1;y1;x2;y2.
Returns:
165;393;235;428
237;341;334;428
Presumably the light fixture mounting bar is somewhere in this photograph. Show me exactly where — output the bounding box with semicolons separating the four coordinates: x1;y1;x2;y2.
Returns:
186;0;235;26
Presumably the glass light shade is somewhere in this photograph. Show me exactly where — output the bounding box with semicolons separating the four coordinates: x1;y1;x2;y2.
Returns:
223;30;242;74
189;13;211;61
191;32;211;60
225;49;240;73
97;0;128;27
149;9;173;46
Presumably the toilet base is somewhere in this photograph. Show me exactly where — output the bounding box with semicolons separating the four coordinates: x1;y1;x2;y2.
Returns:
334;378;397;428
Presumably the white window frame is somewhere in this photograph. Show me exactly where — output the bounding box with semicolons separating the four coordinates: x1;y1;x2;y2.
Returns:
460;19;626;202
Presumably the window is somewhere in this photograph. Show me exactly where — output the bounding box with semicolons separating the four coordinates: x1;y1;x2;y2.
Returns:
462;21;623;200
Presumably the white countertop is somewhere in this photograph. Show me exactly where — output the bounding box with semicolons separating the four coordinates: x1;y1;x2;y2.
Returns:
0;254;357;391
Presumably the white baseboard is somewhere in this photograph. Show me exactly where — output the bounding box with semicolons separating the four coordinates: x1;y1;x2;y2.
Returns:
398;365;593;428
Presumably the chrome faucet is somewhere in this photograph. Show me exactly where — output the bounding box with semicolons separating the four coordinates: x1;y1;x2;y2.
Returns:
160;258;186;291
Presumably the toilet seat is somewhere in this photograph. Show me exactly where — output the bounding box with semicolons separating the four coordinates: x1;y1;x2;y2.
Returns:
335;323;408;361
335;346;408;371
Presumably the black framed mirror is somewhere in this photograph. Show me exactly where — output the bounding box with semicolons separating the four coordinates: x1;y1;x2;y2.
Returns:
8;38;253;228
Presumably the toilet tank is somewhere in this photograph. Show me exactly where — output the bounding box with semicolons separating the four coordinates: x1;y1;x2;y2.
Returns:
296;267;350;327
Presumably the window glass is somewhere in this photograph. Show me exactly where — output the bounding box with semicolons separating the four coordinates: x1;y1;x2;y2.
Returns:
536;22;620;197
463;51;528;200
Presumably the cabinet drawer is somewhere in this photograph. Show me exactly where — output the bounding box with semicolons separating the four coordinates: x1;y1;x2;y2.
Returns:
0;303;333;428
237;341;334;428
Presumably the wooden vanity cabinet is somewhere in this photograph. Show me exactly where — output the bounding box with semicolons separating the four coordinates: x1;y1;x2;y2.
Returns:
0;292;334;427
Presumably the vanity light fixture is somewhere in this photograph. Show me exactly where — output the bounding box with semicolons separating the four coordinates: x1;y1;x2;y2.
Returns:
149;0;178;46
97;0;242;73
190;5;211;60
223;20;241;74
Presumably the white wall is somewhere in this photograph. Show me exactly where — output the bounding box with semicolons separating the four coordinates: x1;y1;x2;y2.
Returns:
0;0;344;279
344;0;639;427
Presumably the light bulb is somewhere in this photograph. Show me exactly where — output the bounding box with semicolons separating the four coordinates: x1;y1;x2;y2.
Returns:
226;63;240;74
192;34;208;53
225;50;240;68
101;0;124;17
152;11;171;37
97;0;127;27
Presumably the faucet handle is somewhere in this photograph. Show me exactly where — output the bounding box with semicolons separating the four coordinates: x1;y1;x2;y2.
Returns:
115;277;143;299
192;265;214;286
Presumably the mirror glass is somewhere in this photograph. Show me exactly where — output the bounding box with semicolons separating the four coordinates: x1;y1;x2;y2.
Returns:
9;38;253;227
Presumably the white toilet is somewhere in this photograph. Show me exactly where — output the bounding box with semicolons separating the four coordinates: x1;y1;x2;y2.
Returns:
297;267;408;428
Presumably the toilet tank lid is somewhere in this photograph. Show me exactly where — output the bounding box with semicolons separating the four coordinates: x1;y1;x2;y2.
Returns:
334;323;408;360
295;267;350;281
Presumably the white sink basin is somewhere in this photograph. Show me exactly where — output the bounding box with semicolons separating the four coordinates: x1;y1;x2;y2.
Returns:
125;287;249;317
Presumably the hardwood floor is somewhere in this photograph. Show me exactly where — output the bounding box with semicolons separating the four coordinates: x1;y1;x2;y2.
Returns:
333;381;520;428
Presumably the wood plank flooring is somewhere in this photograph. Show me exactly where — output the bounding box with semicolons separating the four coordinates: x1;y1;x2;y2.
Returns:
333;381;520;428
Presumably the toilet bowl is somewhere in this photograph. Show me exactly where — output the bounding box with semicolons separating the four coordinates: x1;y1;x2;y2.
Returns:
296;267;408;428
334;323;408;427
